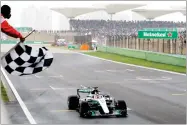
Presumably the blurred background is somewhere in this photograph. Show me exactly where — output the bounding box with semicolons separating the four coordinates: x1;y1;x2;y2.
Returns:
1;1;186;55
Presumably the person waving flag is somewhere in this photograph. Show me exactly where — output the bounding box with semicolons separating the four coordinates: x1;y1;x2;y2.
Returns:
1;5;53;76
1;5;25;42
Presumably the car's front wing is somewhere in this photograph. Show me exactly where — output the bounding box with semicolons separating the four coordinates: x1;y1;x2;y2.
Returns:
87;109;126;117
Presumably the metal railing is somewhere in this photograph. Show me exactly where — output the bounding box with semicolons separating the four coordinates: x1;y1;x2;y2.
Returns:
104;36;186;55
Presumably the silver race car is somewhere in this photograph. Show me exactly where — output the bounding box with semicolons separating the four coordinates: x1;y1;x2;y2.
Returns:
67;86;128;118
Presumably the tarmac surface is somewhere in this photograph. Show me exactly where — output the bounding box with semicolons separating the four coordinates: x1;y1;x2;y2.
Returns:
1;101;12;124
1;45;186;124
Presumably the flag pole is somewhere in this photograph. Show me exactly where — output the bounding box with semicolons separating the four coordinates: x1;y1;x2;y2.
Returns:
1;30;35;60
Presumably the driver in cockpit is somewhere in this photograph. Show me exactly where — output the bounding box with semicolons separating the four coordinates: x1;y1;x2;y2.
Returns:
91;87;100;94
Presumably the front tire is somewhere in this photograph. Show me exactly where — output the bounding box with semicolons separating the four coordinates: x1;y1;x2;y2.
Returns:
116;100;127;117
79;101;90;118
68;95;79;110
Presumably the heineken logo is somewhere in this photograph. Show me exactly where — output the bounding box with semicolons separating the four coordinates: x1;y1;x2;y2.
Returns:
138;30;177;39
143;32;167;37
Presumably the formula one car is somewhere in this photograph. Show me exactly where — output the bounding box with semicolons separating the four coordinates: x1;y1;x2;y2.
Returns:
67;86;127;118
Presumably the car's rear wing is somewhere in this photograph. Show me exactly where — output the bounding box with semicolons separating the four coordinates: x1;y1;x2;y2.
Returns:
77;88;92;97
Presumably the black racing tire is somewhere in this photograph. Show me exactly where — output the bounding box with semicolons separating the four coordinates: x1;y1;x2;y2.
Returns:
68;95;79;110
116;100;127;117
79;101;90;118
116;100;127;110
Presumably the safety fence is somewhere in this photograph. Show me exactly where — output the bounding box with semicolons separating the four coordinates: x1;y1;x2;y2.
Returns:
102;36;186;55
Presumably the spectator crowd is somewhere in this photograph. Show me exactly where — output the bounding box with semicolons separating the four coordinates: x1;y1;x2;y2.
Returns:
69;19;186;36
33;19;186;43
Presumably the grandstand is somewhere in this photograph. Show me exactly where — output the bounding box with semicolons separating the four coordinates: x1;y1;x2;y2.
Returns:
69;19;185;36
51;4;186;55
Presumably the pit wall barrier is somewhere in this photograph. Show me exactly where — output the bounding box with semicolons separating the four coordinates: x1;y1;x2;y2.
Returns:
1;67;36;124
97;46;186;67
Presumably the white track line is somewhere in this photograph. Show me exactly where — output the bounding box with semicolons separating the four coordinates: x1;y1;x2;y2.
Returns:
1;67;37;124
76;52;186;76
136;76;172;81
126;69;134;72
49;86;75;90
49;85;132;110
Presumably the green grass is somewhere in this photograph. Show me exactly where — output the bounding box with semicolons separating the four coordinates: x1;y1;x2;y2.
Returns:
83;51;186;74
1;82;9;102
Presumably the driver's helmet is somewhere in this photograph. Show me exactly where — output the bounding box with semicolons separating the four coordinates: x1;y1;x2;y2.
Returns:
91;88;99;94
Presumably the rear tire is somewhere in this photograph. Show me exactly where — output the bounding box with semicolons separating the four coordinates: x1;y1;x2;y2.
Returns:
79;101;90;118
68;95;79;110
116;100;127;117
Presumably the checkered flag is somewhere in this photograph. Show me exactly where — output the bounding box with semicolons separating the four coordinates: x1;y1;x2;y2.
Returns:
1;42;53;76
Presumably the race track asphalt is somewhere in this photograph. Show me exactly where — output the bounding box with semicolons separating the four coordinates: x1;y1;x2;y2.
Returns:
2;47;186;124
